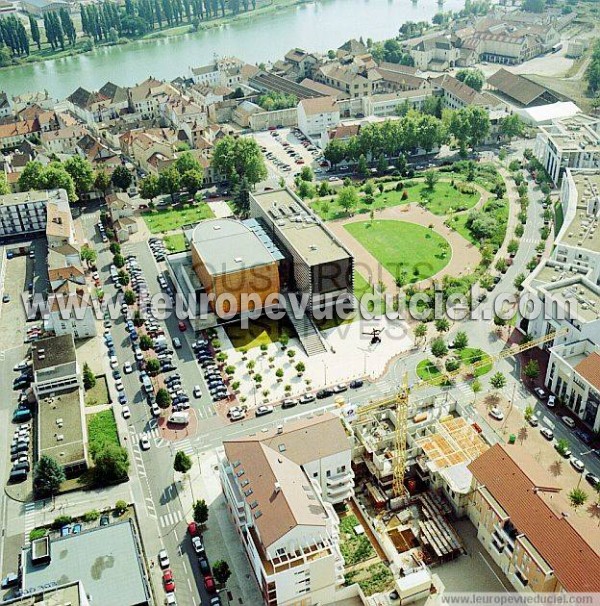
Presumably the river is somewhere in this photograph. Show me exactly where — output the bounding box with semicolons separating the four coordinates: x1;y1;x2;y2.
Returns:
0;0;464;100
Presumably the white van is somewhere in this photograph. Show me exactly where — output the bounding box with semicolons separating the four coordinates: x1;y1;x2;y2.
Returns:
168;412;189;425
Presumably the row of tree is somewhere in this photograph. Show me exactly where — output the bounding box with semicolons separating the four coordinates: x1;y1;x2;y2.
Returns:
586;38;600;94
139;151;204;202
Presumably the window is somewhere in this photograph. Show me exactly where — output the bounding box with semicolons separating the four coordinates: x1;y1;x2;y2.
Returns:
326;470;331;478
313;472;318;478
337;465;346;474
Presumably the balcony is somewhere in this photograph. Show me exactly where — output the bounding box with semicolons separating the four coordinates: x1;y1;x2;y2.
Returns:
326;469;354;486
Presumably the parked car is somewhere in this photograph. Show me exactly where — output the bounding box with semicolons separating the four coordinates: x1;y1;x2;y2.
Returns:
349;379;364;389
585;472;600;488
192;536;205;554
178;321;187;332
204;575;216;594
158;549;170;569
316;388;333;399
299;393;316;404
198;555;211;575
570;457;585;473
282;399;298;409
534;387;546;399
187;521;198;537
255;405;274;417
489;407;504;421
332;384;347;393
527;416;539;427
140;435;151;450
540;427;554;440
547;395;556;407
122;406;131;419
562;415;576;429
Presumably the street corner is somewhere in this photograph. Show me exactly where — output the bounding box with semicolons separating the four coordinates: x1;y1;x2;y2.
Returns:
4;479;34;504
157;406;199;441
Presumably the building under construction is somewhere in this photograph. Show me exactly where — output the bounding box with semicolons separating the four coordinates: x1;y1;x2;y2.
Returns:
346;394;490;568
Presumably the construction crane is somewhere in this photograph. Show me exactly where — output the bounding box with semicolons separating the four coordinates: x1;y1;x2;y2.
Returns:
349;327;569;498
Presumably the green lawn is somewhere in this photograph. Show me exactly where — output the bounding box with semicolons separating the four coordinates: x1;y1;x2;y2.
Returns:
416;347;491;383
311;180;479;220
448;212;477;245
416;359;445;382
84;376;110;407
163;233;187;253
142;204;214;233
345;220;451;282
340;515;376;566
87;409;120;458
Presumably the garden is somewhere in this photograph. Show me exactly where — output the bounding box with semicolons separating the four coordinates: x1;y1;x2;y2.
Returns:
344;562;395;596
345;220;451;282
84;375;110;407
142;203;214;233
87;409;120;457
416;346;492;384
339;514;376;566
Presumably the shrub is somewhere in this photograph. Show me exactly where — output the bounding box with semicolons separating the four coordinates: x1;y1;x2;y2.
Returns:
115;500;128;515
52;515;72;529
83;509;100;522
29;527;47;541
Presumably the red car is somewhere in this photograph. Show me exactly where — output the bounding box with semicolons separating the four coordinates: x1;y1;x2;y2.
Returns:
204;575;216;594
162;569;175;593
187;521;198;537
178;321;187;332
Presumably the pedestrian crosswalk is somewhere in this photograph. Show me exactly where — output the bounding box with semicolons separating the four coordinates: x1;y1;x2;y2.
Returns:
174;438;195;456
455;382;473;401
159;509;183;528
23;501;37;544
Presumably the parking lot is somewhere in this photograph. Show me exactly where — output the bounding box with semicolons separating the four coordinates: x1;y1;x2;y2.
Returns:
252;127;328;183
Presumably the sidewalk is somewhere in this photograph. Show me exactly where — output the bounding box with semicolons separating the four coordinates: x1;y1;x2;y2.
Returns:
180;450;263;605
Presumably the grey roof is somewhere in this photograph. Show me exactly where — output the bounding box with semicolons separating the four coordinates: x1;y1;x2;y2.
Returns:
487;68;559;106
31;334;76;371
23;0;67;7
22;520;150;606
190;218;279;275
251;188;352;266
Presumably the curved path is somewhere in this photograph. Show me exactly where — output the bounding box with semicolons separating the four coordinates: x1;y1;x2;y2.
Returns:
328;204;482;293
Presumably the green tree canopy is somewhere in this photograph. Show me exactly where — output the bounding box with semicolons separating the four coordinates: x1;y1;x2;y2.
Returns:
33;455;65;497
174;451;193;474
456;68;485;92
64;155;95;195
93;444;130;484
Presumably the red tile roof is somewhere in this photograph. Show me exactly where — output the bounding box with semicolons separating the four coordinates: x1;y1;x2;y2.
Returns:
469;444;600;592
574;352;600;391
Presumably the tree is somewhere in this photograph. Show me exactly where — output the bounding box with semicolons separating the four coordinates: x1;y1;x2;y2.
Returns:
568;487;588;510
94;170;112;195
295;361;306;374
193;498;209;525
514;273;526;290
80;245;97;267
435;318;450;333
523;0;545;12
357;154;369;178
555;438;570;457
299;166;313;182
158;165;182;202
471;378;482;401
212;135;267;186
415;323;427;342
111;165;132;191
0;172;9;195
279;333;289;349
337;186;359;216
523;359;540;381
499;114;524;140
93;444;130;484
140;334;153;350
33;455;65;497
174;451;192;474
453;331;468;350
456;68;485;92
83;362;96;390
213;560;232;585
64;155;95;195
431;337;448;358
156;388;171;408
524;404;534;424
123;289;135;305
175;150;202;175
146;358;160;374
29;14;41;50
490;371;506;390
115;500;128;515
139;174;161;202
181;169;204;196
424;169;439;191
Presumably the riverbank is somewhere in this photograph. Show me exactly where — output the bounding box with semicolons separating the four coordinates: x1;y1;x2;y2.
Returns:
0;0;309;74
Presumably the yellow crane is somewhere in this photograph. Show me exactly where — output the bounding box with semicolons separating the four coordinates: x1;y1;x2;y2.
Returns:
350;327;568;498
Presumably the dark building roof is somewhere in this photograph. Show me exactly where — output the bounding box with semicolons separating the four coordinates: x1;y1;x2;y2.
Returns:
487;68;560;107
31;334;76;371
249;71;323;100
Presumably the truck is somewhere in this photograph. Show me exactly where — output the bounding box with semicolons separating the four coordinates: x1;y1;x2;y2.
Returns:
168;412;189;425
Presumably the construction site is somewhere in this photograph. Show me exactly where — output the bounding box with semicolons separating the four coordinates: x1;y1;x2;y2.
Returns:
338;331;562;603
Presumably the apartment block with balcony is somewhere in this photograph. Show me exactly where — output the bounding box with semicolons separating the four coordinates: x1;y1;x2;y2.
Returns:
0;190;50;239
546;340;600;432
468;444;600;593
534;114;600;185
219;413;353;606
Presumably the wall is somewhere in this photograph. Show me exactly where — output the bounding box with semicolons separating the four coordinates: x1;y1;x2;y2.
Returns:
250;108;298;131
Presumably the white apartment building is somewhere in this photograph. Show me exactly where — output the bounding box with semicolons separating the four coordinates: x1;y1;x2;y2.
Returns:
534;114;600;185
546;340;600;432
220;413;353;606
0;92;12;119
297;96;340;141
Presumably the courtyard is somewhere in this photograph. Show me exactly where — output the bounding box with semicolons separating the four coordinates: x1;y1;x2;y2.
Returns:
142;203;214;233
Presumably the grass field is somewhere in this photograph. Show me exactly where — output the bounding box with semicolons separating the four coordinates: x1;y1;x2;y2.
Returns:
87;409;120;457
339;514;376;566
163;233;187;252
142;204;214;233
84;376;110;407
416;347;492;383
311;180;479;220
344;220;451;282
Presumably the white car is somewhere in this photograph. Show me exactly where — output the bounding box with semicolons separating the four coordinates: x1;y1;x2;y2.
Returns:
140;435;151;450
255;405;274;417
134;347;143;361
158;549;170;568
115;378;124;391
547;395;556;407
123;361;133;374
533;387;546;399
193;385;202;398
570;457;585;473
230;408;246;421
122;406;131;419
489;407;504;421
540;427;554;441
109;356;118;369
151;403;161;417
562;415;575;429
192;536;205;554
